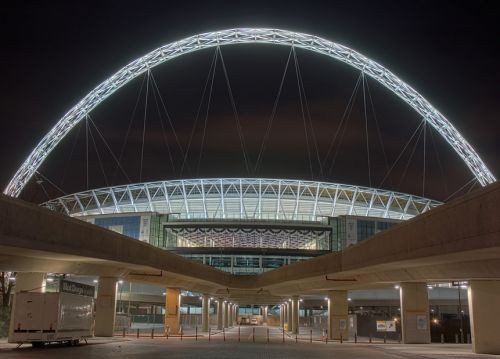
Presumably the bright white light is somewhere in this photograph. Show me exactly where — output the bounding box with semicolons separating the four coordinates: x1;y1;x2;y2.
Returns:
8;277;15;281
45;178;442;220
299;299;303;302
347;298;352;302
118;280;124;284
162;292;166;296
394;285;400;289
4;28;495;198
460;285;468;289
46;278;54;283
427;285;433;289
93;279;98;283
324;297;328;301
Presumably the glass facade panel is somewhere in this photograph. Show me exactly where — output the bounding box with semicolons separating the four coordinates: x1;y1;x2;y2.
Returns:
210;256;232;267
234;256;260;268
95;216;141;239
357;220;375;242
262;257;286;268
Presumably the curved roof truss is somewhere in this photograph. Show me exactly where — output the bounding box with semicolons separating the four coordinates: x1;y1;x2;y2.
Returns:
43;178;442;221
5;28;495;197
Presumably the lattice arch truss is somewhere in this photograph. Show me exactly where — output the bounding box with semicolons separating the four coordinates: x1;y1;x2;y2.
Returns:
43;178;441;220
5;28;495;197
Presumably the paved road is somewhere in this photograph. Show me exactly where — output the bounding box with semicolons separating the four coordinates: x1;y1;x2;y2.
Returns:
0;326;494;359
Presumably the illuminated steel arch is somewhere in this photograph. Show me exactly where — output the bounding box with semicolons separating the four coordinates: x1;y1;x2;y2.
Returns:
4;28;495;197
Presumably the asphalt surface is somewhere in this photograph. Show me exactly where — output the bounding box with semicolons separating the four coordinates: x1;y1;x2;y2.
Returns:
0;326;495;359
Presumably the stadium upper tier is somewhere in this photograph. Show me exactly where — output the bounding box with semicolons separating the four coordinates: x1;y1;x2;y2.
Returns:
42;178;441;221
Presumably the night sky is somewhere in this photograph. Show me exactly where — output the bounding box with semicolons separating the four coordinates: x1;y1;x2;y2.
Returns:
1;1;499;203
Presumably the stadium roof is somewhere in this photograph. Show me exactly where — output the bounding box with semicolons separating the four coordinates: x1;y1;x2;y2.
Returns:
43;178;441;221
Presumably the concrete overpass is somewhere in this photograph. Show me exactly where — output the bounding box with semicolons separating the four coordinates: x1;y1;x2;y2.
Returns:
1;182;499;353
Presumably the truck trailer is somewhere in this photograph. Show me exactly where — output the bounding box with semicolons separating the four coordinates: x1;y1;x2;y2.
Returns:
9;291;94;346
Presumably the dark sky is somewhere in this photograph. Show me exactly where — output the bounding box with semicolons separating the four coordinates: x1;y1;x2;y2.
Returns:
1;0;499;203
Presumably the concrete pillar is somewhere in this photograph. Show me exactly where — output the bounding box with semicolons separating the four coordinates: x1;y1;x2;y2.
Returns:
279;304;284;328
468;280;500;354
95;277;118;337
217;298;223;330
14;272;47;293
328;290;348;340
228;303;233;327
223;301;229;328
262;305;268;325
202;294;210;332
165;287;181;334
291;297;299;334
400;282;430;344
287;301;292;331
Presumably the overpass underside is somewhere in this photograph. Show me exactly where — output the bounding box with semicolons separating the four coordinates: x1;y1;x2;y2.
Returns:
1;182;499;353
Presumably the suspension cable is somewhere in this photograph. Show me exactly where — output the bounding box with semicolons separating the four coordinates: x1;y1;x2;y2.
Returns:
112;72;147;182
36;171;66;195
292;47;314;179
429;128;448;196
34;173;50;200
59;120;82;188
326;74;363;177
87;119;109;186
139;69;151;182
150;79;176;174
254;46;293;173
365;78;392;187
379;118;426;188
322;72;363;172
362;72;372;186
294;47;324;178
397;122;425;191
218;47;251;174
149;71;187;159
85;115;89;190
87;115;131;182
444;177;477;202
197;48;219;175
422;119;427;197
180;48;219;176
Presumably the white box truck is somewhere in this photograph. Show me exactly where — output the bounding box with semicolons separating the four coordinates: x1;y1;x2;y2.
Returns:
9;290;94;346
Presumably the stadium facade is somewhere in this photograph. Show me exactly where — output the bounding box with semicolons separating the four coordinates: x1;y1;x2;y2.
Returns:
39;177;469;336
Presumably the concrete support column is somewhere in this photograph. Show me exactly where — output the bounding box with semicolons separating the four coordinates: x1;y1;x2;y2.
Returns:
468;280;500;354
262;305;268;325
228;303;233;327
223;300;229;328
202;294;210;332
291;296;299;334
328;290;348;340
95;277;118;337
217;298;223;330
165;287;181;334
287;301;292;331
400;282;430;344
279;304;284;328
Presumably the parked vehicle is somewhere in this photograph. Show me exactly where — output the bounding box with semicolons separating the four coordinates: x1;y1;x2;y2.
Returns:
9;290;94;347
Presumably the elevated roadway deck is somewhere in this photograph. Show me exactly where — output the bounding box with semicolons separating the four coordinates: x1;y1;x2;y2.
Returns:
0;182;499;302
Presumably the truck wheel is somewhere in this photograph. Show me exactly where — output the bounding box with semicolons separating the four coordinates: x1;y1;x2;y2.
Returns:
32;342;44;348
73;339;80;346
